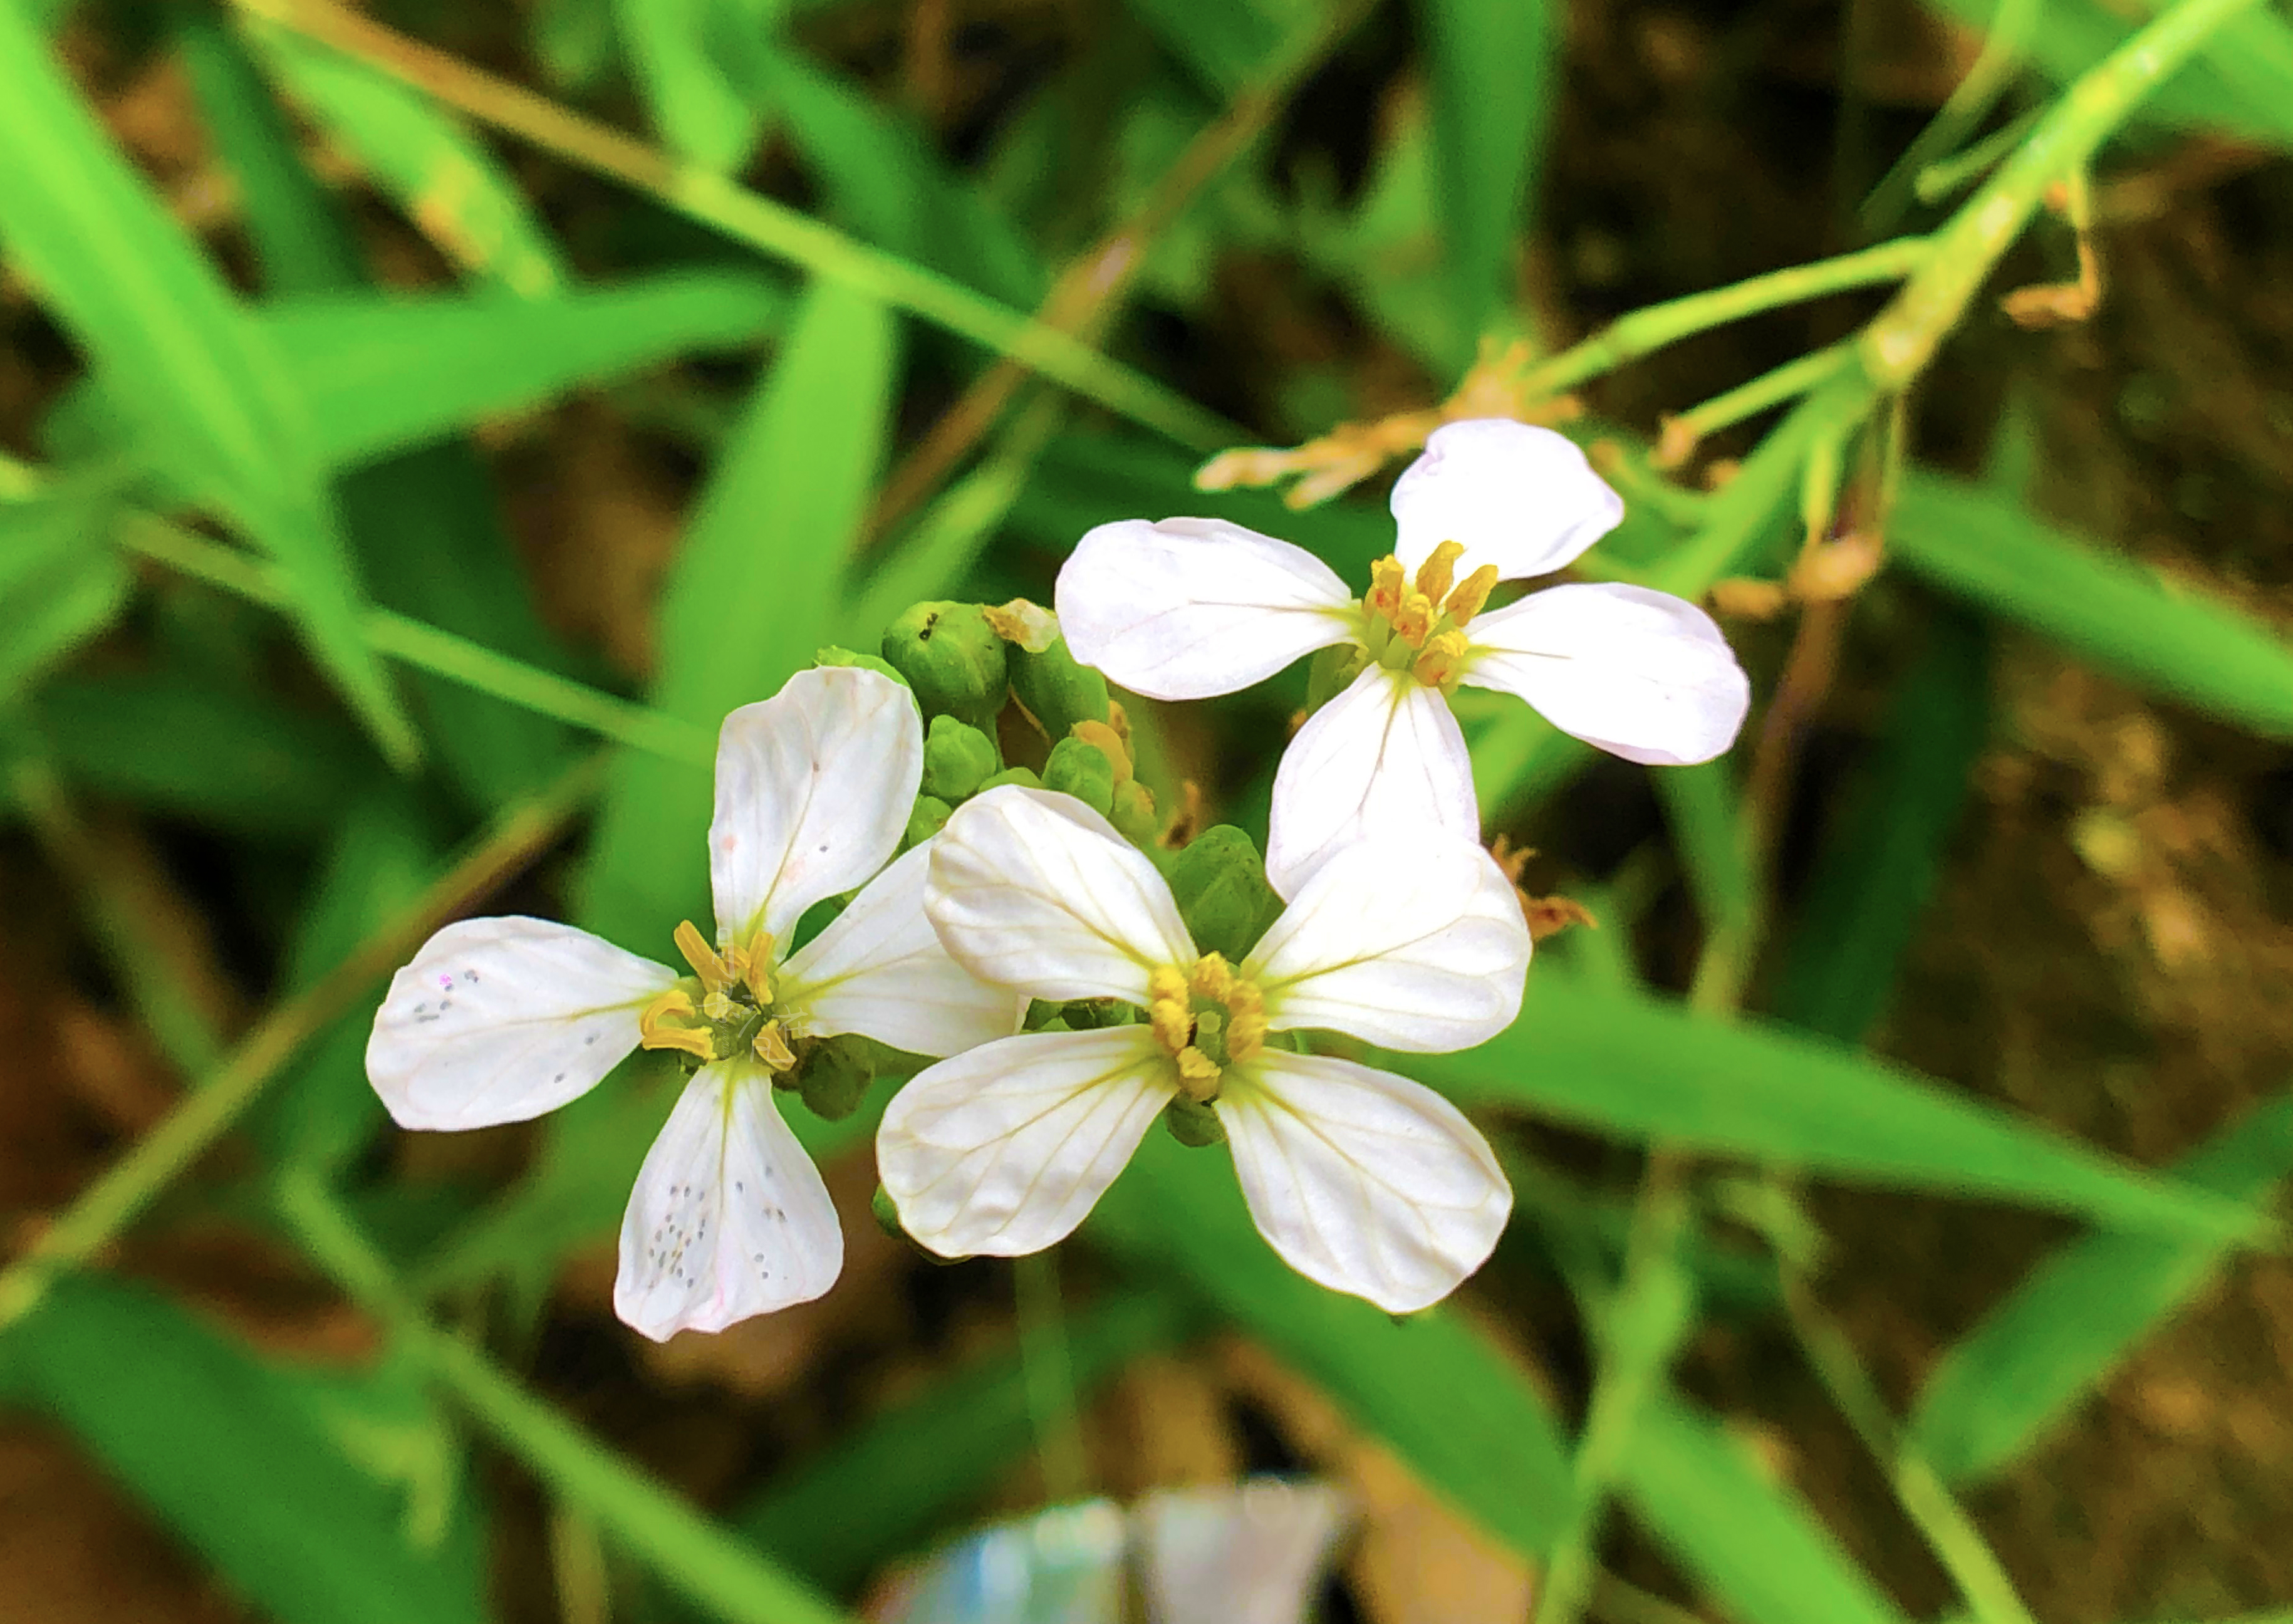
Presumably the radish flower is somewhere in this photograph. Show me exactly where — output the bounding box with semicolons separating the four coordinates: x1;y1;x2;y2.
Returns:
1057;418;1750;894
367;667;1016;1340
876;786;1526;1314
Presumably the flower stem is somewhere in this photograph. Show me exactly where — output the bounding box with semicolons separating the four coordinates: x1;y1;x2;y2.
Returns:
115;509;712;766
227;0;1234;453
277;1171;855;1624
0;751;607;1334
1014;1249;1089;1505
1658;340;1858;467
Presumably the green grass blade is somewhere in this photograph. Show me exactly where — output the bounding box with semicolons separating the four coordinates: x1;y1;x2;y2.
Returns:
611;0;771;171
0;1274;488;1624
1908;1091;2293;1486
34;670;377;840
737;1290;1192;1594
0;486;130;704
241;14;569;295
1089;1130;1577;1554
1771;608;1992;1044
1620;1395;1912;1624
1418;969;2259;1239
577;278;898;951
0;1;417;764
1415;0;1560;340
263;273;788;470
1122;0;1287;93
1893;471;2293;740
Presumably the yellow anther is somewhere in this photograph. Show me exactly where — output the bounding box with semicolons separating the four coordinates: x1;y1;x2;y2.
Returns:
1175;1046;1222;1101
1150;995;1194;1056
740;927;775;1004
752;1018;798;1073
1149;966;1187;1006
1188;952;1236;1002
1412;629;1472;692
1227;1007;1267;1063
1069;719;1134;784
1365;555;1407;622
672;920;731;995
1389;587;1435;647
1413;540;1466;606
638;988;714;1061
1443;564;1500;624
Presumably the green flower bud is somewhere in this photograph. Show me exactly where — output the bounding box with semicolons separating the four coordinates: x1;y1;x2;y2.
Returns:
1061;997;1127;1030
1108;777;1160;848
1007;635;1112;741
920;714;1000;802
1163;1096;1225;1147
880;602;1007;731
1169;825;1281;963
1042;736;1115;816
978;766;1042;794
903;794;952;851
815;646;907;685
796;1037;873;1122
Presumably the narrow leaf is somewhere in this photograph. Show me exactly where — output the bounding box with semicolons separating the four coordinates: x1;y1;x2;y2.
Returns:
0;487;130;704
1909;1092;2293;1486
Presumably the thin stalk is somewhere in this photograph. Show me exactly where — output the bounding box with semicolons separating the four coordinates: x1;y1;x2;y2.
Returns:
117;511;712;766
1863;0;2047;230
1658;341;1856;466
1518;237;1930;400
278;1172;854;1624
1914;109;2042;205
229;0;1234;453
0;752;606;1333
1784;1281;2041;1624
1014;1250;1089;1505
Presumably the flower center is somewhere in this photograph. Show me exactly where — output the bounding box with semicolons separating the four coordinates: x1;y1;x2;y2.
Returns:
1360;540;1496;695
638;919;798;1072
1146;952;1267;1103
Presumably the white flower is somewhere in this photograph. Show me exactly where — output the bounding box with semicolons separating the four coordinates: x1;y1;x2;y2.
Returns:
876;786;1526;1314
366;667;1017;1341
1056;418;1751;895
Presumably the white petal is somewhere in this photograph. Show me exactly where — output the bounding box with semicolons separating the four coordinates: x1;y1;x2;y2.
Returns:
926;786;1194;1004
365;917;669;1131
709;666;922;946
1221;1050;1511;1314
877;1026;1175;1257
1388;419;1624;581
779;840;1025;1057
1465;582;1752;766
1264;665;1478;900
613;1061;843;1340
1246;832;1529;1051
1054;517;1358;700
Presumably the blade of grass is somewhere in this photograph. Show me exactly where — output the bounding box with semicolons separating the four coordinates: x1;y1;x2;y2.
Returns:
610;0;769;172
0;484;131;705
0;0;417;764
0;751;606;1335
1909;1091;2293;1485
231;0;1236;452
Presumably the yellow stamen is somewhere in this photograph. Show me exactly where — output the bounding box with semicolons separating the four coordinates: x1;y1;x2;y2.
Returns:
752;1018;797;1073
1187;951;1236;1003
638;987;714;1061
672;920;731;995
1148;984;1194;1054
741;927;774;1004
1175;1046;1222;1101
1413;539;1465;606
1225;981;1266;1063
1070;719;1134;784
1389;586;1435;647
1443;564;1500;624
1412;629;1472;692
1365;555;1407;622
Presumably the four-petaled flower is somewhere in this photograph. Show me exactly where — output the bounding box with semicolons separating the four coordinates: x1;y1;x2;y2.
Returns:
876;786;1528;1314
367;667;1017;1340
1056;417;1751;895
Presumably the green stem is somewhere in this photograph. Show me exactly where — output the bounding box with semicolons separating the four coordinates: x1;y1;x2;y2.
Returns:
1521;237;1930;399
230;0;1235;453
0;752;606;1334
1661;341;1856;462
117;510;712;766
1785;1281;2040;1624
278;1172;853;1624
1013;1249;1089;1504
